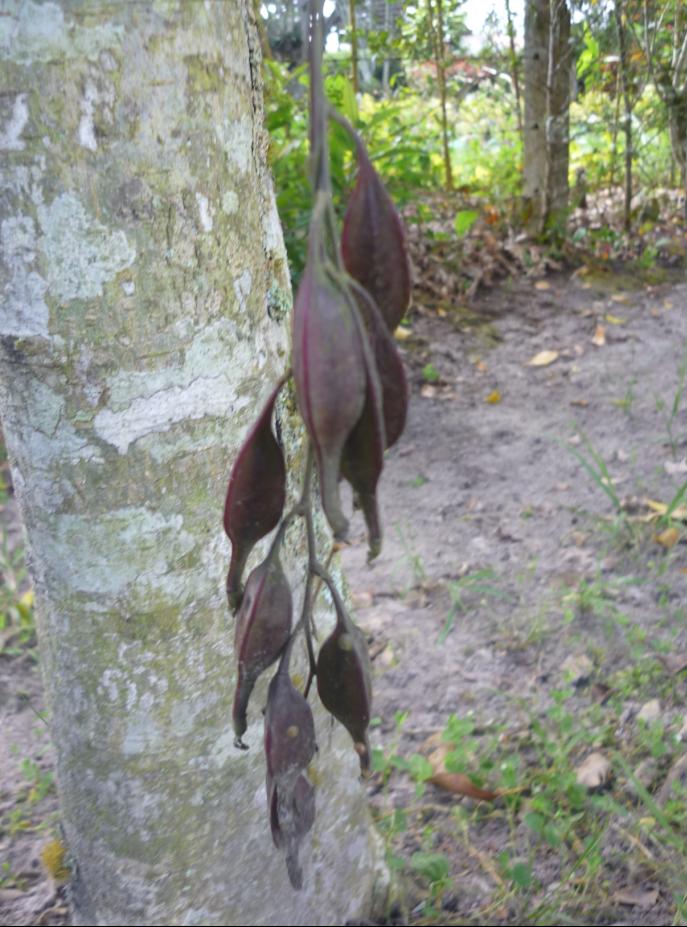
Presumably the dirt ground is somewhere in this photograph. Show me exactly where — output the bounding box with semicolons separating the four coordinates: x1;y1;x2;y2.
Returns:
342;265;687;926
2;265;687;925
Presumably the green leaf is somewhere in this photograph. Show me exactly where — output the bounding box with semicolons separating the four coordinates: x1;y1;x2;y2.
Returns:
444;714;475;742
509;861;532;889
524;811;545;836
422;362;440;383
407;754;434;783
454;209;478;237
340;76;358;123
410;851;450;885
387;852;406;871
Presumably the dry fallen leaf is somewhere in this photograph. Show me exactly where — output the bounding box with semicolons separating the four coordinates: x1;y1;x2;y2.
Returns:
561;653;593;685
423;734;499;801
394;326;412;341
657;752;687;804
576;752;611;789
534;280;551;290
605;313;626;324
637;699;661;723
613;888;659;909
590;682;613;704
654;526;680;548
570;398;589;407
378;643;397;667
591;324;606;346
658;652;687;675
641;498;687;521
610;293;630;304
485;389;501;404
664;459;687;475
527;350;559;367
420;384;437;399
351;591;373;610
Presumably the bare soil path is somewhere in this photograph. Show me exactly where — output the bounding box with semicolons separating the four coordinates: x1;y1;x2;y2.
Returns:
342;267;687;926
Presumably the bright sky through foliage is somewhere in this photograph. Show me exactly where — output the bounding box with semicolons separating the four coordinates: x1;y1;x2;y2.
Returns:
263;1;525;53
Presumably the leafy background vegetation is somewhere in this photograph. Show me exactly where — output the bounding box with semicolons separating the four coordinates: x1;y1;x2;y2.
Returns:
264;0;686;284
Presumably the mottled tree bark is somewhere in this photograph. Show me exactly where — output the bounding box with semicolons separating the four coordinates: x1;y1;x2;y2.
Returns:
427;0;453;191
523;0;572;236
349;0;360;93
641;0;687;218
0;2;386;924
504;0;524;141
523;0;549;233
614;0;633;232
543;0;571;235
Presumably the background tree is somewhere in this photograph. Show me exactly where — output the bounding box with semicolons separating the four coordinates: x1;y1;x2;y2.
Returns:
614;0;635;230
523;0;574;235
0;1;386;923
523;0;551;232
544;0;572;234
639;0;687;216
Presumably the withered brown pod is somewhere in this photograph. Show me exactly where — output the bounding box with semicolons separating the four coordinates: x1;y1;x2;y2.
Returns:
316;584;372;773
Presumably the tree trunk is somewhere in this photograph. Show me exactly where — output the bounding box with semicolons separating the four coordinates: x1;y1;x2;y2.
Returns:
504;0;524;141
667;92;687;218
0;2;386;924
543;0;571;235
614;0;633;232
523;0;550;232
349;0;360;93
382;0;392;95
427;0;453;190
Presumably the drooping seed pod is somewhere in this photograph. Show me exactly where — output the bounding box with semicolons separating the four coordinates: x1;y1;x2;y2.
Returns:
224;377;287;610
351;281;408;451
316;583;372;774
264;652;317;889
341;139;411;334
232;553;292;748
292;202;366;539
266;770;316;889
340;303;386;561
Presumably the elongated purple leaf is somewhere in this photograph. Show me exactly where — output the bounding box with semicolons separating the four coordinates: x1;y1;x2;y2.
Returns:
341;303;386;561
224;378;286;609
232;555;292;748
351;282;408;451
342;141;411;333
292;214;366;539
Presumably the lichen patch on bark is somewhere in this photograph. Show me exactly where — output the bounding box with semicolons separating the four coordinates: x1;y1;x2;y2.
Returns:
0;92;29;149
38;193;136;303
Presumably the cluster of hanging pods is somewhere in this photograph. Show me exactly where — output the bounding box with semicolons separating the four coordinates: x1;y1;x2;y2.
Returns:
223;118;411;889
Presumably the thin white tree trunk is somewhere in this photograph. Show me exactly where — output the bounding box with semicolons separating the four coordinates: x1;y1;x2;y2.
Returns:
0;2;386;924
